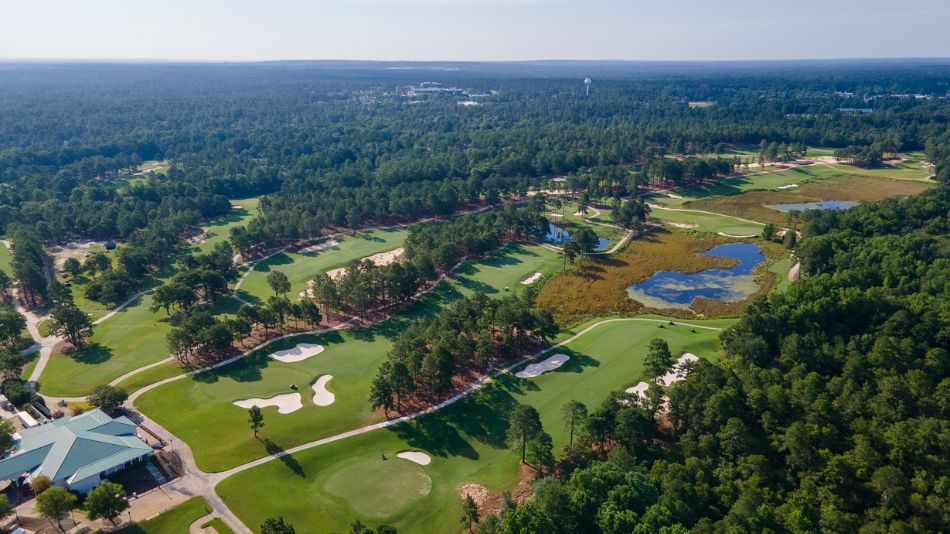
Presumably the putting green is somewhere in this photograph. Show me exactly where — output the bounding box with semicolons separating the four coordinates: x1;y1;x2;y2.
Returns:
324;457;432;518
237;228;409;304
217;316;734;532
136;242;561;472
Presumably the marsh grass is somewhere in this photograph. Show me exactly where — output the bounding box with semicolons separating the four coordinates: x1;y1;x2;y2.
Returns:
537;230;735;320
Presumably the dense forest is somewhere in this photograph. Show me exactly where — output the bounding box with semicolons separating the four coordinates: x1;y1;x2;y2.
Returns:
2;62;949;252
475;187;948;533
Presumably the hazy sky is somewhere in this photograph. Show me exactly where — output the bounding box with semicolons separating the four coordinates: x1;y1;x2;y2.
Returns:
2;0;949;61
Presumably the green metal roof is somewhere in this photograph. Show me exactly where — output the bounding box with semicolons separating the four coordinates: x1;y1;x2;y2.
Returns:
0;409;150;485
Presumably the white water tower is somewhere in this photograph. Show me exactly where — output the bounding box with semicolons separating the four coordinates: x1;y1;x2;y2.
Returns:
584;77;592;96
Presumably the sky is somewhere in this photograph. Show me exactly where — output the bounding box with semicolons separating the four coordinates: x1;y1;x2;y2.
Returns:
1;0;949;62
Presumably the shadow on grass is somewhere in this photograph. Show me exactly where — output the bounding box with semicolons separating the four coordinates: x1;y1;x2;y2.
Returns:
389;376;526;460
69;343;112;365
264;438;305;478
253;253;294;273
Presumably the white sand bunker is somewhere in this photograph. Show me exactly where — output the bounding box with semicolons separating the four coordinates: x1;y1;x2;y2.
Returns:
233;393;302;414
397;451;432;465
326;247;405;280
269;343;325;363
668;222;698;229
311;375;335;406
625;381;650;399
777;184;799;190
515;354;569;379
717;232;756;238
520;272;543;285
666;193;684;199
656;353;700;386
298;239;339;254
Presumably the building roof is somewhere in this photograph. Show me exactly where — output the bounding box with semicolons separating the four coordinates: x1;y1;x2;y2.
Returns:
0;409;150;485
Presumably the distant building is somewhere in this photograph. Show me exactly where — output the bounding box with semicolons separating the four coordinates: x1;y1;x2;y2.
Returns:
0;409;151;493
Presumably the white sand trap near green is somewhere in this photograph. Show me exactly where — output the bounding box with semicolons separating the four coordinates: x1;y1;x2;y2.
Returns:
520;272;543;285
326;247;405;280
666;192;684;199
269;343;325;363
515;353;570;378
233;393;302;414
656;353;700;386
717;232;756;238
298;239;339;254
667;222;698;229
625;381;650;399
397;451;432;465
777;184;799;189
311;375;335;406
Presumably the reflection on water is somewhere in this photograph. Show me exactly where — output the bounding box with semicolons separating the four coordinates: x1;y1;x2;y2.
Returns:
627;243;765;309
546;223;611;251
768;200;858;212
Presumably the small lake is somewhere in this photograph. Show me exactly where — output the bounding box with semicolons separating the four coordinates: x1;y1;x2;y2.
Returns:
546;223;611;251
627;243;765;309
768;200;859;212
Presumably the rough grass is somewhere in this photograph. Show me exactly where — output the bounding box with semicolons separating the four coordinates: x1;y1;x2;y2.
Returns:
688;174;933;226
536;230;738;321
217;316;731;533
116;496;210;534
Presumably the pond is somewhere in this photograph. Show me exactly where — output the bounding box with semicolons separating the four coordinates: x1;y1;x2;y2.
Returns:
626;242;765;309
768;200;859;212
546;223;611;251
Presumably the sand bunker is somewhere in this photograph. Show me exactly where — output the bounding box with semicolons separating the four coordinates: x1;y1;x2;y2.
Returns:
625;381;650;399
777;184;799;190
717;232;756;238
233;393;302;414
298;239;339;254
667;222;698;229
397;451;432;465
520;272;543;285
311;375;335;406
666;193;684;199
515;354;569;378
788;262;801;281
326;247;405;280
656;353;699;386
269;343;325;363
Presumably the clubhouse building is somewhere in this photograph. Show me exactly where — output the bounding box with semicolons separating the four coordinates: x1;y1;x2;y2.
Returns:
0;409;152;493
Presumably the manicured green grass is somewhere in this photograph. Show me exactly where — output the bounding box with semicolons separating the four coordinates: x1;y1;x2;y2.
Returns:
548;202;624;245
116;496;210;534
769;257;793;293
195;197;261;255
324;458;433;518
217;316;733;533
37;319;52;338
113;361;183;393
39;293;174;397
238;228;409;305
201;517;235;534
0;243;12;275
137;243;561;472
650;206;763;235
650;165;842;208
825;161;933;182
